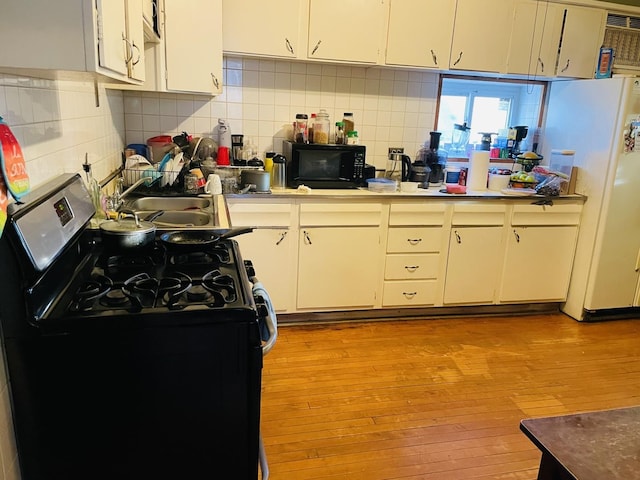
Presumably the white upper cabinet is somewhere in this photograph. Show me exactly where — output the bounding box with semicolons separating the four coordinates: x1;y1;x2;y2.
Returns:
385;0;456;69
507;1;564;77
0;0;144;84
163;0;223;94
307;0;385;64
556;4;606;78
450;0;515;73
222;0;303;58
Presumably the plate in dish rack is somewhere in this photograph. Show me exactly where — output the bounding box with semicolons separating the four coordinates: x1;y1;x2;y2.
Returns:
501;187;537;196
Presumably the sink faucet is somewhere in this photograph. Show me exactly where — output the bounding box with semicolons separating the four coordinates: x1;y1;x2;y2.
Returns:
113;176;152;210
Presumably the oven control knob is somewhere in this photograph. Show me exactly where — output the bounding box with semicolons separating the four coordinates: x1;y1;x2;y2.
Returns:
244;260;256;277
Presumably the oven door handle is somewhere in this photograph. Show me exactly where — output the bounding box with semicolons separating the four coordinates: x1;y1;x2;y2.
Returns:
251;277;278;356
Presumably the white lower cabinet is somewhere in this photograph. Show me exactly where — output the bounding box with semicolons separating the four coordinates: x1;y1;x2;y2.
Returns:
297;202;383;310
298;226;381;309
444;227;504;305
227;201;295;312
443;204;507;305
499;203;581;302
383;203;447;307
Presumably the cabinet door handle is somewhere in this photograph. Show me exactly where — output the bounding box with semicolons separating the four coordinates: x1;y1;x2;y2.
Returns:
403;292;417;299
430;49;438;66
561;58;570;73
123;34;133;63
454;231;461;244
537;57;544;73
513;229;520;243
311;40;322;55
405;265;419;273
453;51;463;66
285;38;294;55
407;238;422;245
275;231;288;246
303;230;312;245
131;42;141;66
211;74;220;90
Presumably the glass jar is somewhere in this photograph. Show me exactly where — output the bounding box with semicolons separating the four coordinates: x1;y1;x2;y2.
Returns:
308;113;316;143
334;122;345;145
346;131;359;145
294;114;308;143
343;112;355;136
313;109;330;144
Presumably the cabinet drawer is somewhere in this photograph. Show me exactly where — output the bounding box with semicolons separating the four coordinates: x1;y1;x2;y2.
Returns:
228;203;292;227
299;203;382;226
389;203;446;226
387;227;443;253
383;280;438;306
511;204;582;226
385;254;439;280
451;204;506;226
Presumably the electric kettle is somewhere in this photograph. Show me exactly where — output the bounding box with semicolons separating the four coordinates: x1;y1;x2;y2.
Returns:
385;153;412;183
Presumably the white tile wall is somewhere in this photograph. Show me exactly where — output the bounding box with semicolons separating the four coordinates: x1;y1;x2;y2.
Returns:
124;56;440;170
0;72;125;190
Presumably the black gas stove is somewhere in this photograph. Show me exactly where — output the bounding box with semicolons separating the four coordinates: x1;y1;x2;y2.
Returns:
0;174;275;480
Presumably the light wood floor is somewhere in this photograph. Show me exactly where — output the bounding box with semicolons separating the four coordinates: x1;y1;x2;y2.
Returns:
260;313;640;479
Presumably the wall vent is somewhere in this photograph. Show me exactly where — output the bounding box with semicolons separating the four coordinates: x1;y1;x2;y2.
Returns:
603;13;640;69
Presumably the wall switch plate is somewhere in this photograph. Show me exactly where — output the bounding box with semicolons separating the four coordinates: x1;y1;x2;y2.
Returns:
388;147;404;155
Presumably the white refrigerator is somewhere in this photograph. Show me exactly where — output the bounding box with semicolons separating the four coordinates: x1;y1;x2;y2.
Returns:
542;76;640;321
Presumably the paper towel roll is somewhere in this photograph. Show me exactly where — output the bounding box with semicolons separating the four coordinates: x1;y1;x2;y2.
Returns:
467;151;490;191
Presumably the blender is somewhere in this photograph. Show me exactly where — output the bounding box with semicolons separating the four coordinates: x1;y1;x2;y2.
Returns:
416;131;448;186
451;122;471;155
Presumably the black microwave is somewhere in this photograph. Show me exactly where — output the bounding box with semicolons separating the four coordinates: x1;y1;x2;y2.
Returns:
282;141;375;189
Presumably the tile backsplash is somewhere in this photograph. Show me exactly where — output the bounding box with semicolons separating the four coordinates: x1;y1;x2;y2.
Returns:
124;56;441;170
0;73;125;189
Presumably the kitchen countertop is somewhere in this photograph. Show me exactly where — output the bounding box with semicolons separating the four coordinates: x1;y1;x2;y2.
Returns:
225;186;584;201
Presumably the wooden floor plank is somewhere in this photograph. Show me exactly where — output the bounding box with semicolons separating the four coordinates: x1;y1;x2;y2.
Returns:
260;313;640;479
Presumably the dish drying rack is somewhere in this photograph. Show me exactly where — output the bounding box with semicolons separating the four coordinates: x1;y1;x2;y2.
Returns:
122;166;181;190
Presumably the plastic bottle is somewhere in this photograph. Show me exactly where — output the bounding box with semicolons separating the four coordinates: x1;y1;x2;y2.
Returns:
334;122;345;144
313;109;330;144
346;131;359;145
343;113;355;136
308;113;316;143
217;119;231;149
264;152;275;175
294;114;308;143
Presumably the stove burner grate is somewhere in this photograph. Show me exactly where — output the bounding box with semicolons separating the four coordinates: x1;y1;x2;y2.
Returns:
70;275;113;312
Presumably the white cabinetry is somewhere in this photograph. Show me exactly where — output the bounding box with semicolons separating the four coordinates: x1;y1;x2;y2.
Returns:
385;0;455;69
161;0;222;94
507;1;564;77
499;203;580;302
450;0;515;73
306;0;386;64
222;0;304;58
297;203;383;310
227;201;296;312
383;203;447;307
443;205;506;305
0;0;144;84
556;5;606;78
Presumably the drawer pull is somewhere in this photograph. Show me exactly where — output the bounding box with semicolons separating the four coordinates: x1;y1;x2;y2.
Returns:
407;238;422;245
404;265;419;273
403;292;417;299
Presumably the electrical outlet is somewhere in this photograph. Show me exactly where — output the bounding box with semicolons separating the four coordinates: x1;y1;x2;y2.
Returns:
388;147;404;155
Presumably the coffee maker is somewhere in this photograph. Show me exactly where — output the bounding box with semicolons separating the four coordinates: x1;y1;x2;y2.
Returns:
507;126;528;158
416;131;447;186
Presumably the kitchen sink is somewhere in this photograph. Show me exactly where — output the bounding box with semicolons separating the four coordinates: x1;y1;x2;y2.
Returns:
137;210;212;227
128;197;211;211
